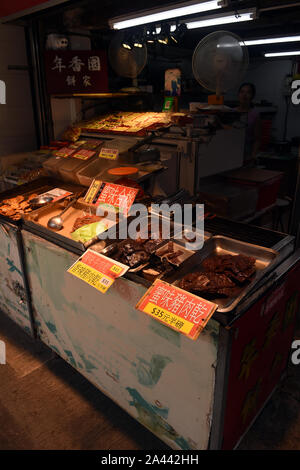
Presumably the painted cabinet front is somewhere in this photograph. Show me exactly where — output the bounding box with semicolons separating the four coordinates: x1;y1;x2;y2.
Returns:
0;223;32;335
23;230;220;450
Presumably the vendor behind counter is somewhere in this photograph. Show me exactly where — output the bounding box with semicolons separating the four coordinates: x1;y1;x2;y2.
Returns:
235;82;262;166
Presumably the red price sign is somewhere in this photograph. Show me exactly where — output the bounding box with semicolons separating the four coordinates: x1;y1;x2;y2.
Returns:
72;149;96;160
136;280;217;340
68;249;128;293
84;180;138;215
54;147;75;158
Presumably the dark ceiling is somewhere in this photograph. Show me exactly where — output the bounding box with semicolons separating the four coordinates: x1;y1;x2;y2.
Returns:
18;0;299;61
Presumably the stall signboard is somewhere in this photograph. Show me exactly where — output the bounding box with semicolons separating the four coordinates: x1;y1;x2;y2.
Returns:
84;180;138;215
44;50;108;94
99;148;119;160
68;249;129;293
136;279;217;340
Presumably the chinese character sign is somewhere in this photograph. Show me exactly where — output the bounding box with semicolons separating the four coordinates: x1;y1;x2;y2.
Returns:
136;280;217;340
45;50;108;94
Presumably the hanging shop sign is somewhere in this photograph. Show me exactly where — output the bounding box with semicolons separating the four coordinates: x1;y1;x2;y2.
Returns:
136;279;217;340
68;249;129;293
84;180;138;215
44;50;108;94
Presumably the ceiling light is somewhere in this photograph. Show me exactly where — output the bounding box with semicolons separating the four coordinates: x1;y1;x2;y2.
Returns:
170;23;188;43
146;27;157;43
244;35;300;46
158;24;170;45
109;0;225;30
264;51;300;57
186;9;255;29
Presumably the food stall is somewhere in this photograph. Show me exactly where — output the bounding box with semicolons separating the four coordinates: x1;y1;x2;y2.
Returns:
0;159;299;449
0;0;299;452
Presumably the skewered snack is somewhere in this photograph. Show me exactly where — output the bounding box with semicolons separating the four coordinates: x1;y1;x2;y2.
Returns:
179;253;256;298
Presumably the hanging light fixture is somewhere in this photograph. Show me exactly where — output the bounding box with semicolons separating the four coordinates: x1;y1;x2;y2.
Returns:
109;0;226;30
158;24;170;45
146;25;157;44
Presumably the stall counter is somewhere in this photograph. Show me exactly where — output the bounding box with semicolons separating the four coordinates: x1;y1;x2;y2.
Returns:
22;229;219;450
21;229;300;450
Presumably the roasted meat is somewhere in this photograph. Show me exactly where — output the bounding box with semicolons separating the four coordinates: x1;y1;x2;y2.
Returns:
179;253;256;299
202;254;256;284
179;272;236;296
125;251;150;268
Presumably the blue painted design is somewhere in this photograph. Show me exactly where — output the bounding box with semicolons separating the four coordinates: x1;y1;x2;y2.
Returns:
45;321;57;334
64;350;76;367
79;354;97;372
6;258;22;277
127;387;169;419
136;355;172;387
126;387;191;449
48;344;60;355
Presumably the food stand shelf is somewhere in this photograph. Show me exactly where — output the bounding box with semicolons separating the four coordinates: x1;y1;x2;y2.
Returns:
19;218;300;449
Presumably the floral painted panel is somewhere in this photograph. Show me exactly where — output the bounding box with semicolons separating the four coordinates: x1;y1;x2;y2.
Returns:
23;230;219;450
0;224;32;335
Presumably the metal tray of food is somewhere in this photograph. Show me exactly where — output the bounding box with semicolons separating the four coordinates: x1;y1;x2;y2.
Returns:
24;196;119;255
170;235;279;313
0;177;83;226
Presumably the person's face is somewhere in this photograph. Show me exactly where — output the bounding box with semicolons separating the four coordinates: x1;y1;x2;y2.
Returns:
239;85;253;107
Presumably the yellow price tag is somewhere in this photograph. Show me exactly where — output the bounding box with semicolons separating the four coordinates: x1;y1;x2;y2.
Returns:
110;265;122;274
143;302;194;335
99;148;119;160
68;261;113;293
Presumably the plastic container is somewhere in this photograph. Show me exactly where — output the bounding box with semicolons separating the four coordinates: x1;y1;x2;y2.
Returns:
76;158;118;187
43;156;65;177
58;157;97;184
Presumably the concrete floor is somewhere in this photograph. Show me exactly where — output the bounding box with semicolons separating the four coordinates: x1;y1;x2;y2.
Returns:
0;311;299;450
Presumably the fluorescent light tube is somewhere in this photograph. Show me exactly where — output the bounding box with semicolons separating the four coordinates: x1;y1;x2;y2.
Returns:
186;10;254;29
110;0;223;30
265;51;300;57
244;36;300;46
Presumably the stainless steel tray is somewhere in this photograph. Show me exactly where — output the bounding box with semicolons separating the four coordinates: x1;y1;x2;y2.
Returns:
171;235;279;313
